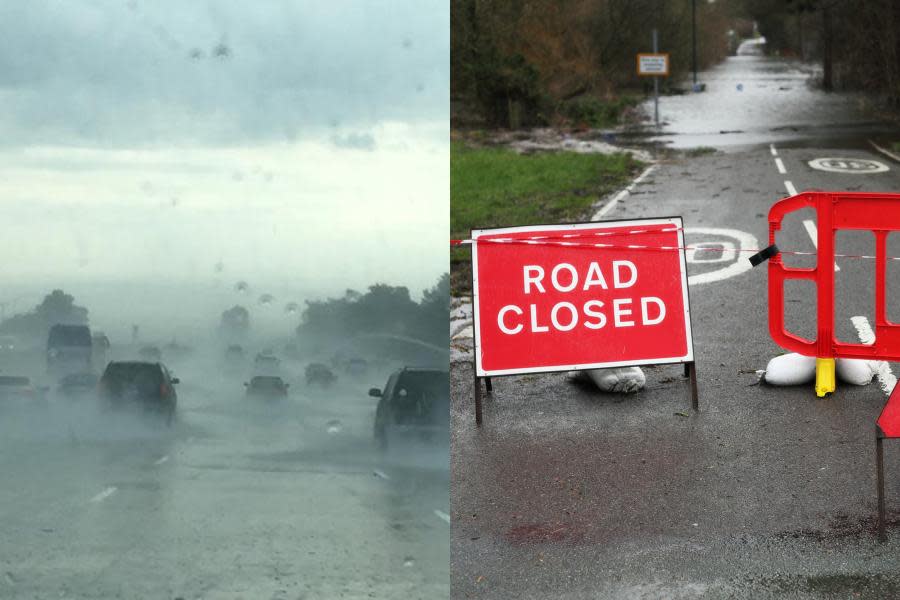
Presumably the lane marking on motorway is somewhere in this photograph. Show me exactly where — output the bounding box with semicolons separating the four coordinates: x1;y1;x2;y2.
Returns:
154;455;169;465
775;157;786;174
592;164;657;220
434;509;450;524
770;143;778;156
851;316;897;397
90;486;118;503
373;469;390;481
802;220;840;271
784;180;798;196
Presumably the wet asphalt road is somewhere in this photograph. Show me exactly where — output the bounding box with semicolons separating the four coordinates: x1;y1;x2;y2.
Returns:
0;353;449;599
451;46;900;598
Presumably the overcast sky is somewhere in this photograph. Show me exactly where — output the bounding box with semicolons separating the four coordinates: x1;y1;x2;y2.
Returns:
0;1;449;321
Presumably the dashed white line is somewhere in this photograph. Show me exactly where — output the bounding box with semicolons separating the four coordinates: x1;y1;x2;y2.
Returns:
802;220;840;271
775;157;786;174
90;486;118;503
851;316;897;397
592;164;657;220
154;455;169;465
434;509;450;524
784;180;798;196
770;143;778;156
373;469;390;481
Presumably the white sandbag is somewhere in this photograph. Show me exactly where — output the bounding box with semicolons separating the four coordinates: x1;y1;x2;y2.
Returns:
836;358;875;385
764;353;816;386
585;366;646;393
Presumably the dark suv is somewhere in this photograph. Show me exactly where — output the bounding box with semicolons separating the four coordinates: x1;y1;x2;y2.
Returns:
98;361;179;423
244;375;289;399
47;324;92;376
370;367;449;450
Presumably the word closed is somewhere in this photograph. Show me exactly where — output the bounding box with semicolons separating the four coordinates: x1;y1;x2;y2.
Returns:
472;219;694;376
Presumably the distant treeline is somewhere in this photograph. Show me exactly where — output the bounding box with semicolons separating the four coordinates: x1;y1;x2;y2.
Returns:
451;0;733;128
296;273;449;348
0;290;88;341
742;0;900;105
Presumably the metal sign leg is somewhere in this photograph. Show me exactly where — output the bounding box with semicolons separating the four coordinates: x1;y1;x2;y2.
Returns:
877;433;886;541
684;362;699;411
485;377;493;394
474;375;483;427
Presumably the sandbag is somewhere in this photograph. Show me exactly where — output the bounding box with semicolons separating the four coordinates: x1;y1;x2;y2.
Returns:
585;366;646;393
836;358;875;385
764;353;816;386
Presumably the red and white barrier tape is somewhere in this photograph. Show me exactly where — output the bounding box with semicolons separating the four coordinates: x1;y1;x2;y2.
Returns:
450;235;900;261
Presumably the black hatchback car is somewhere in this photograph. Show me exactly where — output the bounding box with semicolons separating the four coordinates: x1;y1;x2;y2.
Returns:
370;367;449;450
99;361;179;423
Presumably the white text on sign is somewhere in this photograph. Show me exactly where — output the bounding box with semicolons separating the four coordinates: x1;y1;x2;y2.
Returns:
496;261;667;334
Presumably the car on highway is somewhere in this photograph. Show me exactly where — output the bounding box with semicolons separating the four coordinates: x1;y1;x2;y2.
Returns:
370;367;449;450
98;361;178;423
254;351;280;374
305;362;336;386
57;372;99;398
47;324;92;376
0;375;46;404
244;375;289;399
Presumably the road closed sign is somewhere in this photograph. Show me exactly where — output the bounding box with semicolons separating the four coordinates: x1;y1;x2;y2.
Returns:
472;218;694;376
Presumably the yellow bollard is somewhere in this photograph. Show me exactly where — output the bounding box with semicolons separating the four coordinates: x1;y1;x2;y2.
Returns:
815;357;836;397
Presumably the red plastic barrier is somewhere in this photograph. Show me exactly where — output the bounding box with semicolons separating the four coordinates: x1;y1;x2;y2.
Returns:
769;192;900;362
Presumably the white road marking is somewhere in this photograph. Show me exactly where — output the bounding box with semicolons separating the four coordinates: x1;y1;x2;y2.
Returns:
90;486;118;503
592;165;656;220
802;220;839;271
154;455;169;465
809;157;889;173
869;139;900;163
373;469;390;480
784;180;798;196
434;509;451;524
851;316;897;397
775;157;786;174
770;143;778;156
684;227;761;286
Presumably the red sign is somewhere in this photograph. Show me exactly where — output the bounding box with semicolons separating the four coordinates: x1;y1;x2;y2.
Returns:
472;218;694;376
878;383;900;438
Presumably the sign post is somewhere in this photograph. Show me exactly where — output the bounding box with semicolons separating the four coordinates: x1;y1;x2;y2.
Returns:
876;382;900;541
470;217;697;425
637;31;668;128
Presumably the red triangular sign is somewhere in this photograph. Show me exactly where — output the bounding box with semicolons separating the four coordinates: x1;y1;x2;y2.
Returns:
878;382;900;438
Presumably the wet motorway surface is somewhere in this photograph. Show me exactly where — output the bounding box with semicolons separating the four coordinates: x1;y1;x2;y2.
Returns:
451;42;900;599
0;353;449;599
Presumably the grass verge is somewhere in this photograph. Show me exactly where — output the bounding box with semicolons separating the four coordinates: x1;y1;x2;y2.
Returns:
450;140;643;295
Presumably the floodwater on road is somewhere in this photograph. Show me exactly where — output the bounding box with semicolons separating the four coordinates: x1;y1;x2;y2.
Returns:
633;38;898;150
